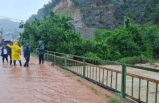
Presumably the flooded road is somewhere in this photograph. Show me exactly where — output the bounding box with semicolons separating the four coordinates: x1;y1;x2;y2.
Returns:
0;56;115;103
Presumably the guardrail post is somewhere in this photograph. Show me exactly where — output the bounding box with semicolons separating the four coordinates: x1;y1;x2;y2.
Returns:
83;58;86;78
44;51;46;60
64;54;67;69
121;64;126;98
54;52;56;65
46;51;48;61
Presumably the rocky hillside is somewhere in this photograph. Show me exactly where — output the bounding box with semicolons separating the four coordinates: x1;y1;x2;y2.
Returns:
0;18;23;40
27;0;159;38
54;0;159;27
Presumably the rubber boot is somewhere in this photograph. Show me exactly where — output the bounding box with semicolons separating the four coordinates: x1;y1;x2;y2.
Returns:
26;62;29;67
19;60;22;66
10;60;12;65
23;62;26;67
14;61;16;66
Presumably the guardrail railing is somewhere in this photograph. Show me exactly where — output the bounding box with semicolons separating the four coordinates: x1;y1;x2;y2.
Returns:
44;50;159;103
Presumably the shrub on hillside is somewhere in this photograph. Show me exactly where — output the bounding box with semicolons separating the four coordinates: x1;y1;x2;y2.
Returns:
117;55;152;64
84;52;101;65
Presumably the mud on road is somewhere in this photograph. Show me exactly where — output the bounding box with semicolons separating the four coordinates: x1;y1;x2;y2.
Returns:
0;56;126;103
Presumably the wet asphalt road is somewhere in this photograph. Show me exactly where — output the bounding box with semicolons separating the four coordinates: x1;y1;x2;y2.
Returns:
0;56;109;103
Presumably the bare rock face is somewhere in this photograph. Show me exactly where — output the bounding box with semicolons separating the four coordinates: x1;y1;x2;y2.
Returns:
53;0;124;30
81;4;118;29
52;0;158;38
53;0;73;13
53;0;98;39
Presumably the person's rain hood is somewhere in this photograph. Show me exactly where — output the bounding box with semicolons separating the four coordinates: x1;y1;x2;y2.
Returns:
26;43;30;48
14;42;18;46
39;41;43;45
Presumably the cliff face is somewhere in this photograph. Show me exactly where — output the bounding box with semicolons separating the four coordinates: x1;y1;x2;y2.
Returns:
27;0;159;39
54;0;123;30
53;0;82;20
81;4;117;29
54;0;159;30
54;0;96;39
54;0;120;38
53;0;72;13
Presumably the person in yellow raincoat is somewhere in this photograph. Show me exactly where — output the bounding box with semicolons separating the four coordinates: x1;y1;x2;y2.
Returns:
7;41;22;66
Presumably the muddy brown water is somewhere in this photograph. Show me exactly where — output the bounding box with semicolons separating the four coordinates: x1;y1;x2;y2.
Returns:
0;56;119;103
67;64;159;103
104;65;159;103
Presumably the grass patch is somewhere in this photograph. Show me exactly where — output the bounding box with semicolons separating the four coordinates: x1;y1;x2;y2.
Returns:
89;86;97;95
109;97;122;103
31;52;37;57
65;73;71;77
77;78;81;82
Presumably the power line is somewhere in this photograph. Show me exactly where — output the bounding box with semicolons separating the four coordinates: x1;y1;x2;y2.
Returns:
0;15;26;22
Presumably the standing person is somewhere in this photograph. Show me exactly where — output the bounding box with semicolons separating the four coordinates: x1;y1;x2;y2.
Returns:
37;41;45;64
8;42;13;65
7;41;22;66
23;43;30;67
17;41;22;65
1;45;8;62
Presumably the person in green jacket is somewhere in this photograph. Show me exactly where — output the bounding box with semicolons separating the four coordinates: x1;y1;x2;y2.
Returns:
36;41;45;64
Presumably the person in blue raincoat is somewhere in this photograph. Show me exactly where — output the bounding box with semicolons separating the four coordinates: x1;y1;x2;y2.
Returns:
23;43;30;67
36;41;45;64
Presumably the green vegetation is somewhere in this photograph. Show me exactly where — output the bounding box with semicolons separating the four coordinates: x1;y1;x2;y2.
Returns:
84;52;101;65
30;52;37;57
20;12;159;64
117;56;151;64
116;0;159;26
150;4;159;26
91;17;159;64
89;86;97;95
110;0;116;4
20;11;82;55
77;78;81;82
109;97;122;103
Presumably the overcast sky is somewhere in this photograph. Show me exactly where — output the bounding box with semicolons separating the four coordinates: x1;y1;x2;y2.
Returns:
0;0;50;21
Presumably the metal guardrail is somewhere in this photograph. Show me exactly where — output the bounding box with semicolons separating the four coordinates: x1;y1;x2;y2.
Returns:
44;50;159;103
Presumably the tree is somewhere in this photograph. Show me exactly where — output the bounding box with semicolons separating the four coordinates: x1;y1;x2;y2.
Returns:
20;11;82;55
